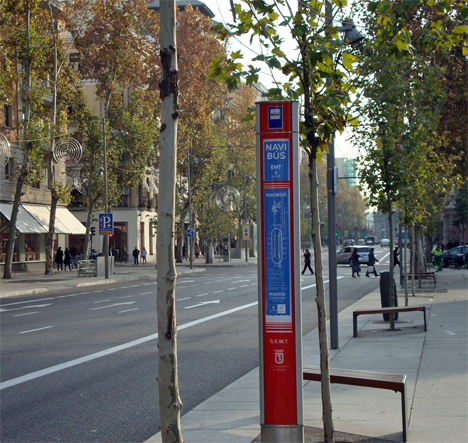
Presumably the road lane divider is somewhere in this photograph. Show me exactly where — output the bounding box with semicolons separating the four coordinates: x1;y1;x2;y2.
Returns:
19;326;53;334
0;301;258;391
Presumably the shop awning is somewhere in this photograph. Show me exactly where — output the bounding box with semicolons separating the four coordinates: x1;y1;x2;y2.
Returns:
0;203;48;234
56;207;86;234
21;204;86;235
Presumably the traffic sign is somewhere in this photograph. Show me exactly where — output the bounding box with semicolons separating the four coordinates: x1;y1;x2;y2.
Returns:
242;225;250;239
186;229;194;238
99;213;113;235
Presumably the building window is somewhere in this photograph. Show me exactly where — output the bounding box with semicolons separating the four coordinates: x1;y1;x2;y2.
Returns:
4;157;13;181
3;104;13;128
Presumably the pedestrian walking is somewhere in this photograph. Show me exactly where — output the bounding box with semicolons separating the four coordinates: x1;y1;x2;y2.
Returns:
132;246;140;266
141;247;147;264
194;242;200;259
64;247;72;271
55;247;64;271
366;248;379;277
393;247;400;267
431;245;443;272
301;249;314;275
351;248;360;277
70;245;78;269
182;244;187;260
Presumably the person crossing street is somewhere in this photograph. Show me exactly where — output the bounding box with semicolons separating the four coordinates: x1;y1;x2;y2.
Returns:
301;249;314;275
366;248;379;277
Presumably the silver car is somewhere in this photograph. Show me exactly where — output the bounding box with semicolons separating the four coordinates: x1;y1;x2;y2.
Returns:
337;246;371;265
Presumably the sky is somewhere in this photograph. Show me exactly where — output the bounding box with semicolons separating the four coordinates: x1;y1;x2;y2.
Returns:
201;0;360;163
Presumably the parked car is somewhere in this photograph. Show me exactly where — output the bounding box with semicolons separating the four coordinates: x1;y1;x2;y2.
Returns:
366;240;374;245
343;239;355;246
357;239;366;245
441;246;468;268
380;239;390;247
337;246;371;266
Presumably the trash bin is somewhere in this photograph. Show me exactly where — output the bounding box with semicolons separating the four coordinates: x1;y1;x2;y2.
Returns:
205;251;210;264
379;271;398;321
223;248;230;262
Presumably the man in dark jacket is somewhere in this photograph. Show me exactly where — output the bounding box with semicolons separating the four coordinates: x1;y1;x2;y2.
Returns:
366;248;379;277
132;247;140;265
301;249;314;275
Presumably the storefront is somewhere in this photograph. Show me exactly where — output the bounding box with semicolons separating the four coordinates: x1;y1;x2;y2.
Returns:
0;202;86;272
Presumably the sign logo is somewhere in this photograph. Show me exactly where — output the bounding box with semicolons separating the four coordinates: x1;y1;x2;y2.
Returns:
268;106;283;129
275;350;284;365
242;225;250;239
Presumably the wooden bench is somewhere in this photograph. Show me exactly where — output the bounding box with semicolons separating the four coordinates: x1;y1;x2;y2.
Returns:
353;305;427;338
303;366;408;442
407;271;436;288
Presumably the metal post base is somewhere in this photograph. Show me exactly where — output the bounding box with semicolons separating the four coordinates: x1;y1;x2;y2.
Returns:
261;424;304;443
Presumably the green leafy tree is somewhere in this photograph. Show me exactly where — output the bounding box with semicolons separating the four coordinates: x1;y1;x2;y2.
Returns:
1;0;55;279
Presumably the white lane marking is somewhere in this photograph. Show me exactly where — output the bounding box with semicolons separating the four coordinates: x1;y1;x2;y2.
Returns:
232;280;249;284
213;290;224;294
118;308;139;314
89;302;136;311
92;290;104;293
226;287;237;291
240;285;249;288
0;304;52;313
179;280;194;283
118;295;134;299
195;293;208;297
19;326;53;334
301;276;344;290
178;297;191;301
184;300;220;309
13;312;39;317
93;299;111;304
0;301;258;390
139;292;153;295
127;285;139;288
57;294;79;298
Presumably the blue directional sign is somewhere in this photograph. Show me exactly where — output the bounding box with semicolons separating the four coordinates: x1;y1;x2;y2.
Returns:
99;213;113;235
186;229;194;238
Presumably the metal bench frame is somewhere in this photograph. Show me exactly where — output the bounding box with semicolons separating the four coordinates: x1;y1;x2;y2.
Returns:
303;366;408;442
353;305;427;338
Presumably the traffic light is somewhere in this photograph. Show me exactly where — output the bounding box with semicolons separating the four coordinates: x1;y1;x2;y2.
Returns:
91;227;96;236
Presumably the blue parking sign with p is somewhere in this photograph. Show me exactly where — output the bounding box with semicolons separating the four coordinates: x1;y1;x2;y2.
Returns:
99;213;113;235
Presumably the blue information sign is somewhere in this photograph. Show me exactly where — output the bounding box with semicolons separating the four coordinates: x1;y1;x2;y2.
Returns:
263;139;289;181
263;189;291;317
99;213;113;235
186;229;194;238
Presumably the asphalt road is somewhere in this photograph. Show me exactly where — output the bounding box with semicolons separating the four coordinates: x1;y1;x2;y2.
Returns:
0;249;391;443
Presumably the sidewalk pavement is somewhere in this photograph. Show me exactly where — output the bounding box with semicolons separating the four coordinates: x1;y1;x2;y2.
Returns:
0;255;254;298
1;261;466;442
145;268;467;443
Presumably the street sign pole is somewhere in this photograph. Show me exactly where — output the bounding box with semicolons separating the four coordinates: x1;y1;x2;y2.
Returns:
256;101;303;443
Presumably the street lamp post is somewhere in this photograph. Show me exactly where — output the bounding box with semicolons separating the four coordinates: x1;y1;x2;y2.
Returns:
102;118;127;279
243;170;248;263
187;149;193;270
103;118;110;280
326;1;365;350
